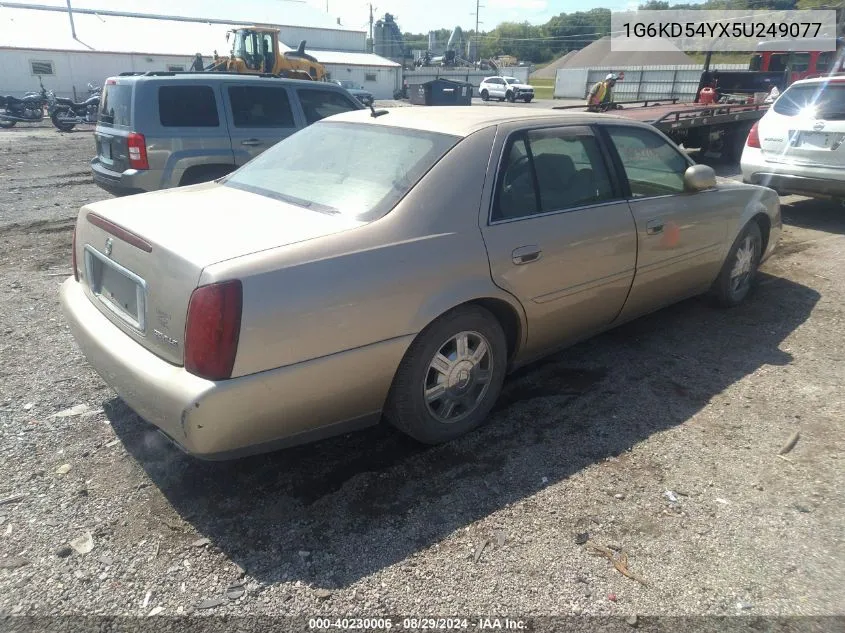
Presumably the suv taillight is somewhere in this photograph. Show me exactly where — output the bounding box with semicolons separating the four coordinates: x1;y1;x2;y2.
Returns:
746;122;761;148
127;132;149;170
72;222;79;281
184;280;242;381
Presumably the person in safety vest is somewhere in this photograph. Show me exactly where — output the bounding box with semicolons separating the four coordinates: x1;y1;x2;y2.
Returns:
587;73;618;112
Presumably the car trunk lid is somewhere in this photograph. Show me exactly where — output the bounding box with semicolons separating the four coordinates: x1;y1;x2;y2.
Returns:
74;182;366;366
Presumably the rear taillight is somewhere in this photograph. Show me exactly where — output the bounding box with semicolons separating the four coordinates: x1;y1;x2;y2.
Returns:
184;280;242;381
746;122;761;148
72;223;79;281
127;132;149;170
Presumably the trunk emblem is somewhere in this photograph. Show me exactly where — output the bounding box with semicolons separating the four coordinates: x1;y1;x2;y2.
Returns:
104;237;113;256
813;122;825;131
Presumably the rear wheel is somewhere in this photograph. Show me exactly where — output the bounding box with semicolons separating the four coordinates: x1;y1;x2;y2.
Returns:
0;118;15;129
385;305;507;445
506;91;515;103
711;221;762;307
480;89;489;101
51;110;75;132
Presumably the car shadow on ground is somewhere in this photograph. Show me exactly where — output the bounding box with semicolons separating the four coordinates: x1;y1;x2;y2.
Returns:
781;197;845;236
105;271;818;589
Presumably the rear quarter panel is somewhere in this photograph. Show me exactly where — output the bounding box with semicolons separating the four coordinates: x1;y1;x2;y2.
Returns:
200;126;526;378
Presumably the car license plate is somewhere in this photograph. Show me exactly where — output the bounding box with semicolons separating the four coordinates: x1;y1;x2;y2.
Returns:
98;137;113;163
799;132;831;149
84;245;146;331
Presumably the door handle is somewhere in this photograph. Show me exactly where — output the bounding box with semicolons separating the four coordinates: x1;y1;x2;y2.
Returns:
512;245;542;265
241;138;263;146
646;219;664;235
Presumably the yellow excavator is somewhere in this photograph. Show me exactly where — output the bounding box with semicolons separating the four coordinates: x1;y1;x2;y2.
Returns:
206;26;327;81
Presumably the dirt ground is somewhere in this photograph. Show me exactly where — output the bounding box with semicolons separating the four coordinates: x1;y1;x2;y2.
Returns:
0;122;843;623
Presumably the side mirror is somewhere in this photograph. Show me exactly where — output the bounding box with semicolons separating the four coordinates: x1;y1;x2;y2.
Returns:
684;164;716;192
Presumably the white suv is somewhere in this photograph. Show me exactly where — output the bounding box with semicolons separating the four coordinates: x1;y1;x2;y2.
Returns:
479;76;535;103
741;76;845;201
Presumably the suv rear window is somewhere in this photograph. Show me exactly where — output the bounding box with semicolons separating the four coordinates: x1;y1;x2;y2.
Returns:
228;85;294;128
158;85;219;127
774;83;845;119
297;89;359;124
98;83;132;127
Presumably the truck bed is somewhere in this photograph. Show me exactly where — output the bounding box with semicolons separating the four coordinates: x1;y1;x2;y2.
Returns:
553;99;769;131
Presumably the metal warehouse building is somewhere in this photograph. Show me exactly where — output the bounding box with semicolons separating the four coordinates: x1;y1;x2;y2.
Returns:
0;0;401;100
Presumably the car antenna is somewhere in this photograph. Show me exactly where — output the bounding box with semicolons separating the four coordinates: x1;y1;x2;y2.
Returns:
369;103;388;118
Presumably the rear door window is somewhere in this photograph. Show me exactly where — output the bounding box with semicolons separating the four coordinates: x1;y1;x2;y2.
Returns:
493;127;616;221
297;89;360;124
228;85;295;128
98;83;132;127
158;85;219;127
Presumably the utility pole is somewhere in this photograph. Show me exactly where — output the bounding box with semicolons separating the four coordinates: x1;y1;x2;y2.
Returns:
471;0;484;63
368;3;375;54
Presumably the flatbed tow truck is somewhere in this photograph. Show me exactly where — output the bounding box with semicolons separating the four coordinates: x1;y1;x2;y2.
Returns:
553;97;770;162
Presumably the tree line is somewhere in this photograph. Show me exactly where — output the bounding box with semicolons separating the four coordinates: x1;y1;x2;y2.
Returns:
401;0;834;64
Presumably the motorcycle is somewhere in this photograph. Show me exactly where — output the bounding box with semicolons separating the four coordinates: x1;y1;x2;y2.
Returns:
0;76;57;128
50;83;101;131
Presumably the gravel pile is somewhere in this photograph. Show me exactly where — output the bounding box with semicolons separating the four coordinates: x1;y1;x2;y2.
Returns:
0;126;843;621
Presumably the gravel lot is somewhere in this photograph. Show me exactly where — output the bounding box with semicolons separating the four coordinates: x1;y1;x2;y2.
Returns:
1;122;844;623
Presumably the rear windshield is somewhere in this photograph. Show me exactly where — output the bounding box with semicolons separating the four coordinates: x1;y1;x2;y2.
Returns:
98;83;132;127
221;121;459;221
773;83;845;119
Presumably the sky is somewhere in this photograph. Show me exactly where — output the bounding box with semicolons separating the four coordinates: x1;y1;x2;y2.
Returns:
307;0;641;33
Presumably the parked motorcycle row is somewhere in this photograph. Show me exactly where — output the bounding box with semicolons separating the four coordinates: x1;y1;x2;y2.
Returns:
0;77;100;131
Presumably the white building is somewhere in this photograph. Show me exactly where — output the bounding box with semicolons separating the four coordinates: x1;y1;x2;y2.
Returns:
0;1;401;100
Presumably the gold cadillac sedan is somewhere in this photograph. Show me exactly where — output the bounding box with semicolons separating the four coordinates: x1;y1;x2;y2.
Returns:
61;107;781;459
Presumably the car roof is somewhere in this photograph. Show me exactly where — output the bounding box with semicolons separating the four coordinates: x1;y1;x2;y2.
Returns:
788;76;845;87
109;72;338;89
324;106;637;137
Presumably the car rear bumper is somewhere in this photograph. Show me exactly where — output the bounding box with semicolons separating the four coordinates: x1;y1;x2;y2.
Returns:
741;148;845;199
60;277;411;459
90;157;154;196
746;173;845;199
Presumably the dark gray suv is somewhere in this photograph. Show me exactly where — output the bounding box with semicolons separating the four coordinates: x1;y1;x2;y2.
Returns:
91;72;364;196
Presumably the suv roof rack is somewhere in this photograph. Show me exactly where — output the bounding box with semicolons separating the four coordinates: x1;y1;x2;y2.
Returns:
115;70;304;79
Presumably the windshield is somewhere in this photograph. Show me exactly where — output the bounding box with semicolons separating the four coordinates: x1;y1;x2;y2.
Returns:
221;121;460;221
773;83;845;120
337;80;355;89
503;77;519;84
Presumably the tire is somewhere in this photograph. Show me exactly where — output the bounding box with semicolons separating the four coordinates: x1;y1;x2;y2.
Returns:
50;110;75;132
506;91;515;103
385;305;508;445
0;118;15;129
710;220;763;308
523;96;533;103
480;89;489;101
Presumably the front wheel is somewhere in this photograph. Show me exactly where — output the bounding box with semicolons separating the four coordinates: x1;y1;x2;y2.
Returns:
385;305;507;445
51;110;75;132
711;221;762;307
480;89;489;101
523;96;533;103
